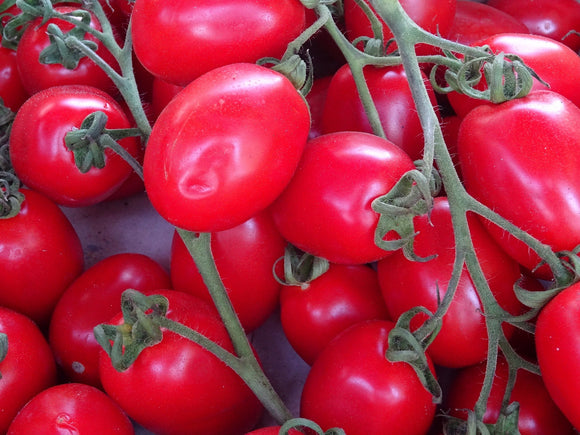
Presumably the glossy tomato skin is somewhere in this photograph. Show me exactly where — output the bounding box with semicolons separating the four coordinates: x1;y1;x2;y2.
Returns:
143;63;311;233
300;320;436;435
445;357;576;435
131;0;306;86
535;282;580;430
9;85;141;207
0;189;84;327
0;307;57;434
0;46;28;112
99;289;263;435
170;211;286;332
49;253;171;388
271;131;415;265
377;197;522;368
321;64;439;161
280;263;389;365
457;91;580;278
7;383;134;435
150;77;183;121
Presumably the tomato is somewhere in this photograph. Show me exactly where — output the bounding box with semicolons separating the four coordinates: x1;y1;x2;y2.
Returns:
305;75;332;140
15;6;119;96
7;383;134;435
245;427;302;435
300;320;436;435
170;211;286;332
0;46;28;112
99;289;263;435
9;85;141;207
377;197;522;368
143;63;310;232
321;64;438;161
535;282;580;430
445;357;575;435
0;189;84;327
0;307;57;434
280;263;389;365
270;131;415;265
457;91;580;278
131;0;306;86
150;76;183;121
49;253;171;388
487;0;580;51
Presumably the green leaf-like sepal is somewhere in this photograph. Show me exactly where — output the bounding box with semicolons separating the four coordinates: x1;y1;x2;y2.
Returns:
0;332;7;379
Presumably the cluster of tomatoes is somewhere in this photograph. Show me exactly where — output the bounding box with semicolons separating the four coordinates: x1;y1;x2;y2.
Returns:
1;0;580;434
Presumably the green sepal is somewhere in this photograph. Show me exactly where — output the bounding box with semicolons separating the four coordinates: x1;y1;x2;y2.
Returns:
0;332;7;379
275;244;330;287
279;417;346;435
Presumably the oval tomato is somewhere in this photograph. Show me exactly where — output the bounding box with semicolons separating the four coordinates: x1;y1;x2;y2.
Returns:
143;63;310;232
270;131;415;265
0;46;28;112
131;0;306;86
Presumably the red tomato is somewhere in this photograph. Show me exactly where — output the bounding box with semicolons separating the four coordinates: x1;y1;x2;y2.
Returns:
305;75;332;140
0;189;84;327
0;307;57;433
15;6;119;96
0;46;28;112
321;64;439;161
7;383;134;435
9;85;141;207
445;357;576;435
377;197;522;368
270;131;415;265
536;282;580;430
457;91;580;278
150;77;183;121
143;63;311;232
300;320;437;435
170;211;286;332
280;263;389;365
131;0;306;86
245;427;302;435
49;253;171;388
99;289;263;435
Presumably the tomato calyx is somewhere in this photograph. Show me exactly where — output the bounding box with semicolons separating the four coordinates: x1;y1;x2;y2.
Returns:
442;403;520;435
0;103;23;218
276;245;329;289
0;332;7;377
280;417;346;435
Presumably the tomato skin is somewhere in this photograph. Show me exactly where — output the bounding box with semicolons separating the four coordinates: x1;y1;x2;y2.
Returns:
0;189;84;327
457;91;580;278
245;427;302;435
535;282;580;430
170;211;286;332
9;85;141;207
131;0;306;86
49;253;171;388
0;307;57;434
305;75;332;140
99;289;263;435
300;320;436;435
143;63;310;233
150;77;183;121
271;131;415;265
280;263;389;365
0;46;28;112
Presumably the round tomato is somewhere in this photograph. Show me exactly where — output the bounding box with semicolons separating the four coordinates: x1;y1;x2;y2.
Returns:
0;46;28;112
300;320;437;435
9;85;141;207
305;75;332;140
0;189;84;327
49;253;171;388
150;77;183;121
7;383;134;435
99;289;263;435
143;63;310;232
535;282;580;430
270;131;415;265
245;427;302;435
0;307;57;434
131;0;306;86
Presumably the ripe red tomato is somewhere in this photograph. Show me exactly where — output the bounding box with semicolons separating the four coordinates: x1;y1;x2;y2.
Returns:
321;64;439;161
300;320;437;435
9;85;141;207
99;289;263;435
280;263;389;365
150;77;183;121
305;75;332;140
270;131;415;265
0;189;84;327
143;63;311;232
49;253;171;388
7;383;134;435
170;211;286;332
0;307;57;434
245;427;302;435
535;282;580;431
457;91;580;278
131;0;306;86
0;46;28;112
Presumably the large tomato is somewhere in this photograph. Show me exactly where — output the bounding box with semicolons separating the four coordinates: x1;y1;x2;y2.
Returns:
131;0;306;86
457;90;580;278
143;63;310;233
